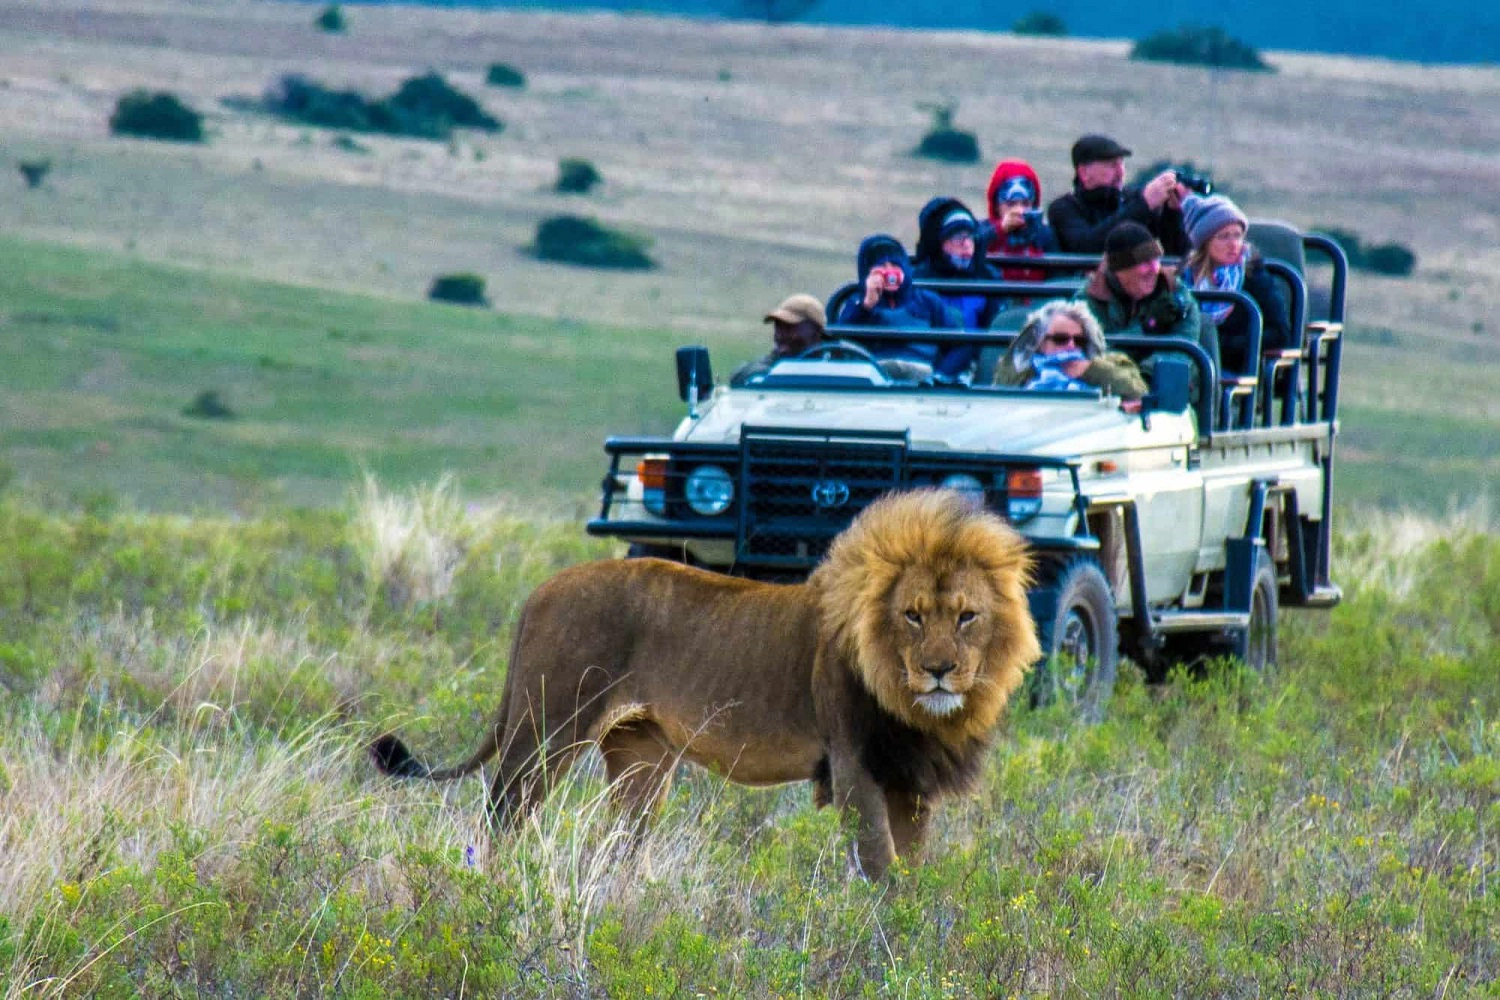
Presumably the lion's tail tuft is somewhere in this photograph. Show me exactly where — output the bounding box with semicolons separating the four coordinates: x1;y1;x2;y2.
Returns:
370;734;430;778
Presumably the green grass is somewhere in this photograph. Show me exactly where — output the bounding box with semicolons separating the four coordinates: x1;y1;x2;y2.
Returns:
0;237;753;513
0;493;1495;995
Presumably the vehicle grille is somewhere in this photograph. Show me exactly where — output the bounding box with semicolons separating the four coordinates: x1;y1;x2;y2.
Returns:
736;430;906;566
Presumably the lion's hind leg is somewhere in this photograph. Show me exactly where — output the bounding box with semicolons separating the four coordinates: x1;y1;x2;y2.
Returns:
598;719;677;838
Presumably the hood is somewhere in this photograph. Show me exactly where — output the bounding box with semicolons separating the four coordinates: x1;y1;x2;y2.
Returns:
855;233;914;299
679;385;1186;457
914;197;980;268
986;160;1043;220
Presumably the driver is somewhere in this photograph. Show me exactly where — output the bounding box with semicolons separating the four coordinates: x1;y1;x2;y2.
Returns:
729;294;827;386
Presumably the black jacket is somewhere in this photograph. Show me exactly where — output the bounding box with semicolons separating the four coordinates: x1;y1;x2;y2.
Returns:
1047;182;1189;256
1215;255;1293;374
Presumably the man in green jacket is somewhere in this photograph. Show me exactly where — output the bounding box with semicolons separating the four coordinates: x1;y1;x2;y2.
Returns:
1074;221;1218;384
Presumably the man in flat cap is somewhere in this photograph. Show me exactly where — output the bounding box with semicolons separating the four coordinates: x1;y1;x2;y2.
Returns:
1047;134;1189;256
729;293;828;385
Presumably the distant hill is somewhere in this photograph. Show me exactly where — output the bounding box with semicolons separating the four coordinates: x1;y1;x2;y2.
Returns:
341;0;1498;64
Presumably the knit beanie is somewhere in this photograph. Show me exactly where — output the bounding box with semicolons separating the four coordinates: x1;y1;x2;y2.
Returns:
938;207;978;241
1104;222;1164;271
1182;194;1249;251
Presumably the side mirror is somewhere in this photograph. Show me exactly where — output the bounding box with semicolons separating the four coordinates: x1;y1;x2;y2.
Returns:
1143;357;1191;415
675;346;713;412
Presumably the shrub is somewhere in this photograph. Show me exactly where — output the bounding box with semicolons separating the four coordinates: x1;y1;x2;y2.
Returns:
1012;11;1067;36
427;273;490;307
529;215;655;271
264;73;501;141
1360;243;1416;276
18;159;50;189
555;158;602;195
913;102;980;164
1130;25;1273;72
914;128;981;163
330;134;369;154
1314;226;1417;278
182;390;234;420
485;63;526;89
109;90;204;143
388;72;501;132
315;4;345;33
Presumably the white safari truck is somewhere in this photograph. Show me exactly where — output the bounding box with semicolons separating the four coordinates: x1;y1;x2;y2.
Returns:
588;225;1347;716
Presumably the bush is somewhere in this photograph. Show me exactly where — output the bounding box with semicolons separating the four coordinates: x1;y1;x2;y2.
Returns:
485;63;526;89
913;101;980;164
109;90;204;143
182;390;234;420
529;216;655;271
555;158;602;195
1314;226;1417;277
1130;25;1272;72
914;128;981;163
264;73;501;141
427;273;489;307
1012;11;1067;36
315;4;345;33
1360;244;1416;276
18;159;50;189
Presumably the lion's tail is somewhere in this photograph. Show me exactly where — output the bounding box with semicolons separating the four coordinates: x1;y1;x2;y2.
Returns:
369;729;502;782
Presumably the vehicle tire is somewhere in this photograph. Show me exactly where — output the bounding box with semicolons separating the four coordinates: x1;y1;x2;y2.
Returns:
1229;551;1278;673
1029;557;1119;722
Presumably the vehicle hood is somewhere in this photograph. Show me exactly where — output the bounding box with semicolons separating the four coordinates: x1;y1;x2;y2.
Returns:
675;387;1194;456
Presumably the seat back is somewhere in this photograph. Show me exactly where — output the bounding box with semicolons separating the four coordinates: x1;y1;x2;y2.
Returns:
975;305;1034;383
1247;219;1306;275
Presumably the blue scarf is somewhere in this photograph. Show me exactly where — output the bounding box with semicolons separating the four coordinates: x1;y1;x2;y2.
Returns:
1190;259;1245;325
1029;350;1092;392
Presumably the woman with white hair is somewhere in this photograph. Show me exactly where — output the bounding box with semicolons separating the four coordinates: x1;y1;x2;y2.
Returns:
992;300;1147;407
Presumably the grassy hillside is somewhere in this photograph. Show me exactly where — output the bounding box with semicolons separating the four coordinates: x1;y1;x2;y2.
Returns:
0;237;765;512
2;234;1494;514
0;488;1495;995
0;0;1495;512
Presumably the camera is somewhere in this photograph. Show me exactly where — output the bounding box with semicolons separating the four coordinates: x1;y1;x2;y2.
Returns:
1022;208;1045;226
1174;168;1214;196
878;265;902;290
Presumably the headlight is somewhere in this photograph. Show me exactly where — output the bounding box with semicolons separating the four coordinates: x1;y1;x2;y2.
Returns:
684;464;734;516
940;473;987;509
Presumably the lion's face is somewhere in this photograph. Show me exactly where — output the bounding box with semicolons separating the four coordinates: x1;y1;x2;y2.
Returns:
884;563;1001;719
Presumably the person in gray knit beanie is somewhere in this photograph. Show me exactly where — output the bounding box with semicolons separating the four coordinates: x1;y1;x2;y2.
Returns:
1182;194;1250;252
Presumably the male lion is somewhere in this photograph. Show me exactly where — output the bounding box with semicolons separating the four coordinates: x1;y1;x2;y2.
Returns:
371;488;1038;877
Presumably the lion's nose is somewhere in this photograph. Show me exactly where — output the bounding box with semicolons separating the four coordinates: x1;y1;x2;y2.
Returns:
925;661;956;681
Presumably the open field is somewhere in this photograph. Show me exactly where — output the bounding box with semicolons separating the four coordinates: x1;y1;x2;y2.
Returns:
0;489;1496;995
0;0;1497;510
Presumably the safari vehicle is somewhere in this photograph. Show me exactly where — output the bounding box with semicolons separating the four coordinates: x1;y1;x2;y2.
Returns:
587;223;1348;715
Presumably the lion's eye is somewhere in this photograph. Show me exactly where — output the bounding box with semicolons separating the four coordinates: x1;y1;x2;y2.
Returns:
957;610;977;627
904;610;923;627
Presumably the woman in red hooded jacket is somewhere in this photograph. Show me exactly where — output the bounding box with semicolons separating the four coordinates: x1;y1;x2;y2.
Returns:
985;160;1060;281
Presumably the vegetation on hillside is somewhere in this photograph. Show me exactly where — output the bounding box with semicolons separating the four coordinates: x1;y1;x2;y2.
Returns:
264;72;501;141
528;215;656;270
1131;25;1273;72
1012;11;1067;36
913;102;980;164
427;273;489;307
1318;225;1419;277
485;63;526;89
0;485;1494;994
108;90;205;143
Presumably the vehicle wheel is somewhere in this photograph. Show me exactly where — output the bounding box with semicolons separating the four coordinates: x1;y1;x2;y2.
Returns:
1029;557;1119;721
1230;551;1278;673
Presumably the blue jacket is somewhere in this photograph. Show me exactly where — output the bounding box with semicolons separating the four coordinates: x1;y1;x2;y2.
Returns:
837;235;971;378
911;196;1001;331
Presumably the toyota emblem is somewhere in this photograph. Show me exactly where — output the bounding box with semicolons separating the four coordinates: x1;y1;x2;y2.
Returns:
810;479;851;510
